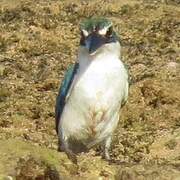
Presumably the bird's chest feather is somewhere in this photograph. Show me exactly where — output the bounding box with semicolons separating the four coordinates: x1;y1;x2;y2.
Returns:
76;60;121;101
69;58;124;122
60;56;127;142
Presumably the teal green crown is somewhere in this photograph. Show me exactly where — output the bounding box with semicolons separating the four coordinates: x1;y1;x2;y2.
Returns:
80;17;112;32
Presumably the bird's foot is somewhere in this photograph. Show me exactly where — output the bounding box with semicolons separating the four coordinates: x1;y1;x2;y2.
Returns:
57;145;62;152
103;136;112;161
58;139;77;164
103;149;111;161
66;150;77;164
105;152;111;161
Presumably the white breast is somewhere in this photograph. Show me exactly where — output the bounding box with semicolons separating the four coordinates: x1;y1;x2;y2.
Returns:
59;51;128;147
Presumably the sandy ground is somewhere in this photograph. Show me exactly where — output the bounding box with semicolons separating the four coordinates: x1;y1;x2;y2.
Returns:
0;0;180;179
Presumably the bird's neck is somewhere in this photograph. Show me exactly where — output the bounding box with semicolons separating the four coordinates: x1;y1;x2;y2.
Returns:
77;43;121;70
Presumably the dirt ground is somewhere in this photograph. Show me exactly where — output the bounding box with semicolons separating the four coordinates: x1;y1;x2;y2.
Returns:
0;0;180;179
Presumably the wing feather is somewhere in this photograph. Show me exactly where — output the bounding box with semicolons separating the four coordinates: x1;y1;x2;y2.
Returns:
55;63;79;134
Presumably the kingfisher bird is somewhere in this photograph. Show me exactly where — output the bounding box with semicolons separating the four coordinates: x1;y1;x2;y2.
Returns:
55;18;129;162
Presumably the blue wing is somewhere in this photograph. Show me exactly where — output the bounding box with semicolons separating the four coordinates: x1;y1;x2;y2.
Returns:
55;63;79;134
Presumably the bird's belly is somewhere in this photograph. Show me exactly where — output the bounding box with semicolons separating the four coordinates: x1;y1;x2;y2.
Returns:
59;62;127;147
72;66;125;113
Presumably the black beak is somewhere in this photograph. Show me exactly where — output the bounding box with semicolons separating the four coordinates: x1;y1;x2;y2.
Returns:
85;33;105;54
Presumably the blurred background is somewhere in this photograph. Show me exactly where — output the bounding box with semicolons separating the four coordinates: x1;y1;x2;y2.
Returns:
0;0;179;179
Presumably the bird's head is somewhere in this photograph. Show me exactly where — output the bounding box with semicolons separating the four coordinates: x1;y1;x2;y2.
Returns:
79;18;120;56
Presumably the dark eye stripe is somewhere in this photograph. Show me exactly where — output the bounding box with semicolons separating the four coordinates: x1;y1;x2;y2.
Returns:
80;37;85;46
80;30;86;46
105;27;113;37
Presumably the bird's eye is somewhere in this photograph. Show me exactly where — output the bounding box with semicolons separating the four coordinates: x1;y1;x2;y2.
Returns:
106;26;113;38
